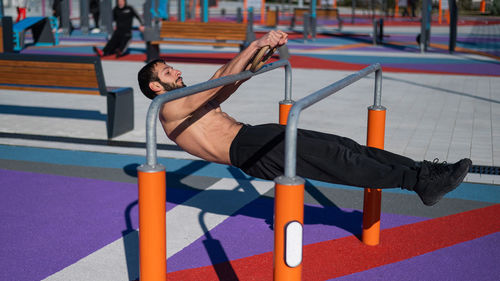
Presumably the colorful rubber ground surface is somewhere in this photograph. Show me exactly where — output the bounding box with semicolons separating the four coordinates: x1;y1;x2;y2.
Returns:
1;144;499;280
21;17;500;77
2;14;499;281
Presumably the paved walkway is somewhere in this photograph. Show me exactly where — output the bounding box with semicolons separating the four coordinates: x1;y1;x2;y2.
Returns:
1;11;499;183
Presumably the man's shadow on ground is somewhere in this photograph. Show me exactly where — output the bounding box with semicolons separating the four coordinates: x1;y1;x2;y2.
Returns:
122;161;363;281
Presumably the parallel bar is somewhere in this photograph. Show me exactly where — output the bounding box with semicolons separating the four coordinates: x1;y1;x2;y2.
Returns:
145;59;291;166
284;63;382;178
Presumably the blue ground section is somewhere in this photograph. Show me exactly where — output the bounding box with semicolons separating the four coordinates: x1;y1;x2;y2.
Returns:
1;144;498;203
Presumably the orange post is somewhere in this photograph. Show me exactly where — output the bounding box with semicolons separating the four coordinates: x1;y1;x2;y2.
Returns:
395;1;399;18
480;0;486;13
274;177;305;281
138;165;167;281
362;107;386;246
279;101;293;125
439;0;442;24
261;0;266;25
243;0;248;23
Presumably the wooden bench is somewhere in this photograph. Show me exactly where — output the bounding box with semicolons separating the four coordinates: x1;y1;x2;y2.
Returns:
147;21;254;61
0;53;134;139
291;8;343;30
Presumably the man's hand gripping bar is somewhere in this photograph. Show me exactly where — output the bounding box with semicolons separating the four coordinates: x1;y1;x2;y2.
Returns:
247;45;278;72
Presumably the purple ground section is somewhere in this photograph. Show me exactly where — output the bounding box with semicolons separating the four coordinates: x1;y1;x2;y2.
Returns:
0;169;202;281
0;169;140;281
332;232;500;281
167;197;428;272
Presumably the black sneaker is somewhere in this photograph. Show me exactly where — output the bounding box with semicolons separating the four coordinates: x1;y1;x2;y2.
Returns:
413;158;472;206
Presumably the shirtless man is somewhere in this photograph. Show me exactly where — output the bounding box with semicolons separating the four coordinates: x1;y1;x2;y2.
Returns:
138;30;472;206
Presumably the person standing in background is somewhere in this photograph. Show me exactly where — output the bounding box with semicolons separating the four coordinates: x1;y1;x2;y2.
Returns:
52;0;74;33
92;0;144;58
15;0;28;22
90;0;100;33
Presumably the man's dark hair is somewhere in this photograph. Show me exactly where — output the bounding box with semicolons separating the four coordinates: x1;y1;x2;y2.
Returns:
137;59;164;100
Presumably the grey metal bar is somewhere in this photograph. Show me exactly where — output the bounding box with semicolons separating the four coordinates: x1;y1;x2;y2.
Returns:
284;61;292;101
284;63;382;178
61;0;70;36
80;0;89;34
145;59;292;167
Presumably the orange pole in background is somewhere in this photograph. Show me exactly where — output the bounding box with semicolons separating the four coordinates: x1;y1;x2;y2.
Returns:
138;165;167;281
243;0;248;23
395;1;399;18
279;101;293;125
274;178;305;281
439;0;442;24
261;0;266;25
362;107;386;246
480;0;486;13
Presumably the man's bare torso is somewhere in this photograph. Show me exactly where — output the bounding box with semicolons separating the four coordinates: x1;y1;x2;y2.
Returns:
160;101;242;165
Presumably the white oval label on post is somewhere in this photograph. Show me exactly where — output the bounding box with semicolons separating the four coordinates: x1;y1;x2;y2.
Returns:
285;221;303;268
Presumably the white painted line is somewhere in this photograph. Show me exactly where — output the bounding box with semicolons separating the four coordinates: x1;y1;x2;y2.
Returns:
43;178;274;281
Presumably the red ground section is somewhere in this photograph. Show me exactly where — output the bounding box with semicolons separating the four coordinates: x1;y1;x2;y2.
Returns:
167;204;500;280
108;52;499;76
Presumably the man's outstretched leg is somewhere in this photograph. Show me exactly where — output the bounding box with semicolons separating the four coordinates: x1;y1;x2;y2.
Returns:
230;124;472;206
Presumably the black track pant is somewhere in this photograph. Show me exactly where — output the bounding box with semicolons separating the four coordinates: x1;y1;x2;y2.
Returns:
229;124;419;189
103;29;131;55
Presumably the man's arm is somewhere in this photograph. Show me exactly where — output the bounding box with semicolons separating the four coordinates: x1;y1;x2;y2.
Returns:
162;30;287;122
210;30;288;104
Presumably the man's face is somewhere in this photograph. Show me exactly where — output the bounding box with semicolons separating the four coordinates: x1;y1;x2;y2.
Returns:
153;62;186;93
118;0;126;8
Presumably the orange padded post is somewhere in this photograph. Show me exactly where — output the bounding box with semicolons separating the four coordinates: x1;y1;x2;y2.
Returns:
261;0;266;25
480;0;486;13
439;0;442;24
274;177;305;281
279;101;293;125
243;0;248;23
394;2;399;18
362;107;386;246
138;166;167;281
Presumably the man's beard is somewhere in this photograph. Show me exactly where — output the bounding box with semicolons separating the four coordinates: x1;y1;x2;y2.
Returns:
159;79;186;92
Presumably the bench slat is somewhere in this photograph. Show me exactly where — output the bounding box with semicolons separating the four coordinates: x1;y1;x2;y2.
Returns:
0;66;98;78
160;21;247;27
158;33;246;41
161;24;247;30
0;84;101;95
151;40;240;47
294;8;339;18
155;21;249;47
0;59;96;70
0;77;99;89
0;68;99;88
